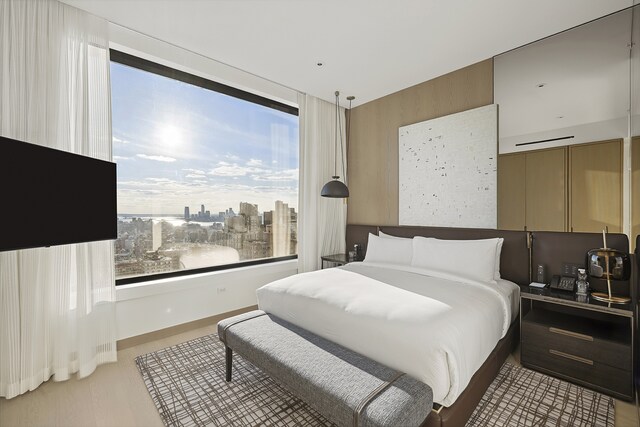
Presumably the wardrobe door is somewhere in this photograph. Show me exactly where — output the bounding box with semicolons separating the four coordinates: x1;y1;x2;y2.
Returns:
569;139;623;233
497;153;526;230
525;148;567;232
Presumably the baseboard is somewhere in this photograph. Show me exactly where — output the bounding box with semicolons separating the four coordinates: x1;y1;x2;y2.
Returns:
116;305;258;350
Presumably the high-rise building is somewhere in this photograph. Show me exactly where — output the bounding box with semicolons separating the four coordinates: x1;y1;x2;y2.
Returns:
152;220;163;251
239;202;258;217
201;204;205;214
272;200;291;257
263;211;272;226
184;206;190;220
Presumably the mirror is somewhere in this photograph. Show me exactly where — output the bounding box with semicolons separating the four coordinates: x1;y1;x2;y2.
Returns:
495;7;633;153
494;5;639;237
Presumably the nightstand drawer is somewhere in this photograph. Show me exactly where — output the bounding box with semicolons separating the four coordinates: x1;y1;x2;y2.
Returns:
521;345;632;398
522;320;631;368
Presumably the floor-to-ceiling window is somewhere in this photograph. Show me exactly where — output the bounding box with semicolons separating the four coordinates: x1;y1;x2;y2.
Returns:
110;51;299;284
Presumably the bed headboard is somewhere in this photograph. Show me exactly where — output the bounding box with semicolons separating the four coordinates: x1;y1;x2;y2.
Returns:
531;231;630;297
346;224;530;286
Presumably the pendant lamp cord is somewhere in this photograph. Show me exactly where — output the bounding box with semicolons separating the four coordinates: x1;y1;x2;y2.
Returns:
346;96;352;183
334;91;339;178
335;91;346;180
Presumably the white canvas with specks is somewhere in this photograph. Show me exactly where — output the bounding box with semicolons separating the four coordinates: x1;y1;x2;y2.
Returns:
399;104;498;228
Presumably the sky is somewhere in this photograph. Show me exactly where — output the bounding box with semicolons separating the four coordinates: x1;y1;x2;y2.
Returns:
111;61;299;216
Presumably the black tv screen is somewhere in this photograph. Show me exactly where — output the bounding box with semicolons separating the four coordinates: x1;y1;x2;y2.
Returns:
0;135;116;252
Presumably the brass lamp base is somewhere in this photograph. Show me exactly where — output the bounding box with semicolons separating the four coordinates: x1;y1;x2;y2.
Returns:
591;292;630;304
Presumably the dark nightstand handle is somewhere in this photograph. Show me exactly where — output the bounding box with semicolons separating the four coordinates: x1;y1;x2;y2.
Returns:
549;349;593;365
549;327;593;342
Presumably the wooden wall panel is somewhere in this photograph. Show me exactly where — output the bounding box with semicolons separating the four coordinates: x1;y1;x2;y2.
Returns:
569;139;623;233
497;153;526;230
347;59;494;225
525;148;567;232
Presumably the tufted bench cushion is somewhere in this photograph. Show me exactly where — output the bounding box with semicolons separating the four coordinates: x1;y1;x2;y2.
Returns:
218;310;433;427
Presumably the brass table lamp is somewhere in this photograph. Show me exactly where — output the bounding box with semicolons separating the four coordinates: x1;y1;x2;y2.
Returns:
588;231;631;304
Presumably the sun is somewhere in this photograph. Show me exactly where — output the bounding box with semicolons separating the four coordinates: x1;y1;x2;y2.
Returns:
157;124;183;148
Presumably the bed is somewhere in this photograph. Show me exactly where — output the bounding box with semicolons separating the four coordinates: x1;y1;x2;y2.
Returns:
259;225;530;426
257;261;520;406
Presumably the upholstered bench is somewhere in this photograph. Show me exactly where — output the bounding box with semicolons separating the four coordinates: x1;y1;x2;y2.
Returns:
218;310;433;427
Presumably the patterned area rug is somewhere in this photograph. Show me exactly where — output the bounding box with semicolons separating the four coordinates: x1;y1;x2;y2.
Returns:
136;334;615;427
467;362;615;427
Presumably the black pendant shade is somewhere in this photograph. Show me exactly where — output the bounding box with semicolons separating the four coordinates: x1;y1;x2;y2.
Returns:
321;176;349;198
321;91;350;199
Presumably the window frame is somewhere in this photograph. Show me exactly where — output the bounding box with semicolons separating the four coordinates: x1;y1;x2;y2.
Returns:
110;49;299;287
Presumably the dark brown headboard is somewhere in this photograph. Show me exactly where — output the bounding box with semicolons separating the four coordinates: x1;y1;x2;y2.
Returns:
531;231;630;297
346;224;530;286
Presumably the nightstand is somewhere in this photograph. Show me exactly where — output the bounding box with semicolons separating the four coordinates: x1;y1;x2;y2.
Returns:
520;286;634;400
321;253;349;269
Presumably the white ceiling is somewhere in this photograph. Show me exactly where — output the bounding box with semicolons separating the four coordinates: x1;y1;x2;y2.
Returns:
60;0;632;107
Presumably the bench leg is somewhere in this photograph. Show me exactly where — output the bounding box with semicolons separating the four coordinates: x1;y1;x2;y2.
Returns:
225;346;233;382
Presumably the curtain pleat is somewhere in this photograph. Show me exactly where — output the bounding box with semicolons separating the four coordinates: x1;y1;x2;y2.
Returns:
0;0;116;399
297;93;347;272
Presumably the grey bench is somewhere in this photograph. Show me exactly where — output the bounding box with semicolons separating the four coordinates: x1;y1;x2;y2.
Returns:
218;310;433;427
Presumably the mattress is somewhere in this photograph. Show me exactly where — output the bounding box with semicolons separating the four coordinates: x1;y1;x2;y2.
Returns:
256;261;519;406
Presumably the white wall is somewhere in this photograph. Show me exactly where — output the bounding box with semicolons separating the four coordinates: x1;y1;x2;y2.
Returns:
107;22;300;340
116;260;297;340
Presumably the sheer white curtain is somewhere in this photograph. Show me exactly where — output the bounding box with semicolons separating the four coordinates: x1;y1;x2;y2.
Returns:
0;0;116;399
298;93;347;272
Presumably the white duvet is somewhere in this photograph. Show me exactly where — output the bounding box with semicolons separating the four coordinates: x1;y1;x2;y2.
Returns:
256;262;519;407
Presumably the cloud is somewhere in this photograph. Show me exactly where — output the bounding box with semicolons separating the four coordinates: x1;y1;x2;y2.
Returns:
183;168;206;175
185;174;207;179
113;155;130;161
224;154;241;162
146;177;174;183
252;168;299;182
113;136;130;144
209;162;264;177
136;154;177;162
247;159;263;166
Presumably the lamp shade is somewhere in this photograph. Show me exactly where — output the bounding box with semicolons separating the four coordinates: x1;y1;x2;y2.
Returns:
321;177;349;198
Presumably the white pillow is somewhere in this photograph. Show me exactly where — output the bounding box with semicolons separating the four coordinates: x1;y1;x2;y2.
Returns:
495;238;504;279
363;233;413;265
379;230;411;240
411;236;501;284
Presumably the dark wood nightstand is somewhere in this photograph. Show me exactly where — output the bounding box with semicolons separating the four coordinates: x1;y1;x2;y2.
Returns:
321;253;349;269
520;286;634;400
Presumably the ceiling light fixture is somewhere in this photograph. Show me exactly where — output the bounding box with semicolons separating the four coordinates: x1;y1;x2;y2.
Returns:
321;91;349;198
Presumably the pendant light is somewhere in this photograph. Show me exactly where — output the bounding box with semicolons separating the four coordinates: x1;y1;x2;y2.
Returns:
321;91;349;198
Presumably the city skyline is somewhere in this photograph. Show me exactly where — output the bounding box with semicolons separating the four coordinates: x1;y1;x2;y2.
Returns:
111;60;299;215
118;200;294;218
115;198;297;279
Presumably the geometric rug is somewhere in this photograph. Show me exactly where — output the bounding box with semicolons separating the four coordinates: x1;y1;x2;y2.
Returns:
135;334;333;426
467;362;615;427
135;333;615;427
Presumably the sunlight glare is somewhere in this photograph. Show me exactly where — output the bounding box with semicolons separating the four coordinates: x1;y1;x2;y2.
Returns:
157;124;183;147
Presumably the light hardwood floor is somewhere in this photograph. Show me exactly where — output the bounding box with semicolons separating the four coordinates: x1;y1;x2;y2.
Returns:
1;323;638;427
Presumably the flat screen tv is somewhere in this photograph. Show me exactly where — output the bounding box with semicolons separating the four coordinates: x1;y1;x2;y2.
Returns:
0;135;117;252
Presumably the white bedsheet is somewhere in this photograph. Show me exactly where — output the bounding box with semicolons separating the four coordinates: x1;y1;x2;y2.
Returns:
256;262;519;406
